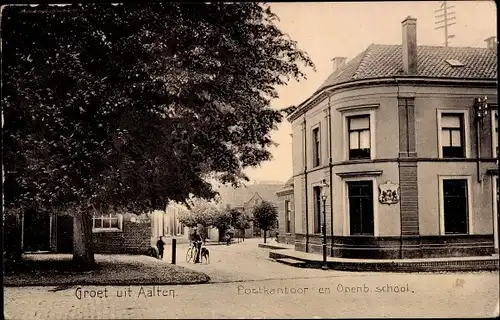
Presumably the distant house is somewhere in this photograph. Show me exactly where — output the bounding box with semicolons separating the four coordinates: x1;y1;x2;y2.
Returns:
214;183;282;238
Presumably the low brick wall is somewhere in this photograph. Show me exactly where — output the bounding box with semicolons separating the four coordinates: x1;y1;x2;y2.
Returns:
93;220;151;255
293;233;496;259
93;231;124;254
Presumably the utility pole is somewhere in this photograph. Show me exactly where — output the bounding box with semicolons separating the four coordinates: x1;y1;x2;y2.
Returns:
434;1;456;47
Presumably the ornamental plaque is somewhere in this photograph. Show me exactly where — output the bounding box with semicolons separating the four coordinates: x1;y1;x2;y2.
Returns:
378;181;400;205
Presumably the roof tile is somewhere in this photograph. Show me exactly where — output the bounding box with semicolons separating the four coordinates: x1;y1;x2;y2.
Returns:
316;44;497;93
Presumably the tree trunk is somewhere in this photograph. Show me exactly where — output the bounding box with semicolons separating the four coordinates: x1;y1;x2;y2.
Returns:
263;229;267;243
218;227;226;243
72;209;95;269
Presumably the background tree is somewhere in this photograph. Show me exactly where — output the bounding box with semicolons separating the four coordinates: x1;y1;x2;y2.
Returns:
178;198;218;243
2;3;314;266
212;207;233;242
252;201;278;243
231;208;251;241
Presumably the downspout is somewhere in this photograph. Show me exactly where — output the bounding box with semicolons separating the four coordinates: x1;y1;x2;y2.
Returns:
328;95;334;257
303;115;309;252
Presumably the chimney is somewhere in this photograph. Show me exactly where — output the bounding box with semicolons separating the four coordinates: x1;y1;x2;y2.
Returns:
402;16;417;75
485;36;497;50
331;57;347;73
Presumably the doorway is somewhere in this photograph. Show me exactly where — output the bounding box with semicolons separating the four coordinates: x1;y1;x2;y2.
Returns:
57;215;74;253
23;209;51;252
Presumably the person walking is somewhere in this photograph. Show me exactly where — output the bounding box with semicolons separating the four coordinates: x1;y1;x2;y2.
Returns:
156;236;166;260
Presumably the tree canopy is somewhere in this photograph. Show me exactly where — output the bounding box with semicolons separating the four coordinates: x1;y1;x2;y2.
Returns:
252;200;278;242
177;198;219;228
2;3;314;216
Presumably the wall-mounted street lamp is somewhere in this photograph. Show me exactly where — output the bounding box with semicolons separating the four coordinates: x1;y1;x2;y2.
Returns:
473;96;489;183
320;179;329;270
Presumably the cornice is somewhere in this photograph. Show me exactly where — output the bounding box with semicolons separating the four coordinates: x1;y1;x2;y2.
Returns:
287;77;497;123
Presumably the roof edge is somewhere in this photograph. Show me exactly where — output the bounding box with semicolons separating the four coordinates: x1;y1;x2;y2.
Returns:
287;77;497;122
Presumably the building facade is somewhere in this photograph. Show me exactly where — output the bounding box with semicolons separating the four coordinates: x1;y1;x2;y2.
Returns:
151;203;190;245
287;17;498;259
276;177;295;244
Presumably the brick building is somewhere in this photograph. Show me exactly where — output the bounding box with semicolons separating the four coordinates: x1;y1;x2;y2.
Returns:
20;210;152;255
286;17;498;259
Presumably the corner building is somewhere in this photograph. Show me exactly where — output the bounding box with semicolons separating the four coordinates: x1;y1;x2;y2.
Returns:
287;17;498;259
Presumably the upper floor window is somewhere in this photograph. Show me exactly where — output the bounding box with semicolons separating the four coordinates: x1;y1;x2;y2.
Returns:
441;113;464;158
312;127;321;167
348;115;371;160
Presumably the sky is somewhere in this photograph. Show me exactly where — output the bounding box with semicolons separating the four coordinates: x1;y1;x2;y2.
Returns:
243;0;497;184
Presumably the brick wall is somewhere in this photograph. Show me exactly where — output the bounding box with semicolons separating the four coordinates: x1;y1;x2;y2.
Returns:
93;231;124;253
93;218;151;254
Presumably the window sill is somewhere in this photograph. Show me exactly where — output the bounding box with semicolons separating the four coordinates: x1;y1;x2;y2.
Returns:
92;228;122;233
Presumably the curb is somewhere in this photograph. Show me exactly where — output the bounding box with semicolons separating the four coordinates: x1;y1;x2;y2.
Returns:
258;243;291;250
269;251;500;272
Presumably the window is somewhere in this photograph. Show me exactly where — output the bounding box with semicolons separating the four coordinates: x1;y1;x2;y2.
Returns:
313;186;321;233
312;127;321;167
348;115;371;159
284;200;291;233
347;181;374;235
437;110;470;159
493;109;498;158
92;214;121;230
441;113;465;158
442;179;469;234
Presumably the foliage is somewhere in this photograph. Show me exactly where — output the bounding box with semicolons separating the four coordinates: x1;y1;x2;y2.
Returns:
212;208;233;232
252;201;278;232
230;208;251;230
2;3;314;217
177;198;218;228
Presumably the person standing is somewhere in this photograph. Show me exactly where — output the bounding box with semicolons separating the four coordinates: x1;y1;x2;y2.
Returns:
191;229;202;263
156;236;165;260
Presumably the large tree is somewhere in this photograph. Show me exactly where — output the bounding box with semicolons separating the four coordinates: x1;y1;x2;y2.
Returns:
2;3;314;266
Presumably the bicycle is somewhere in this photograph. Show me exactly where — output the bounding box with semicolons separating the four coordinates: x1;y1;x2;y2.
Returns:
185;241;203;263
